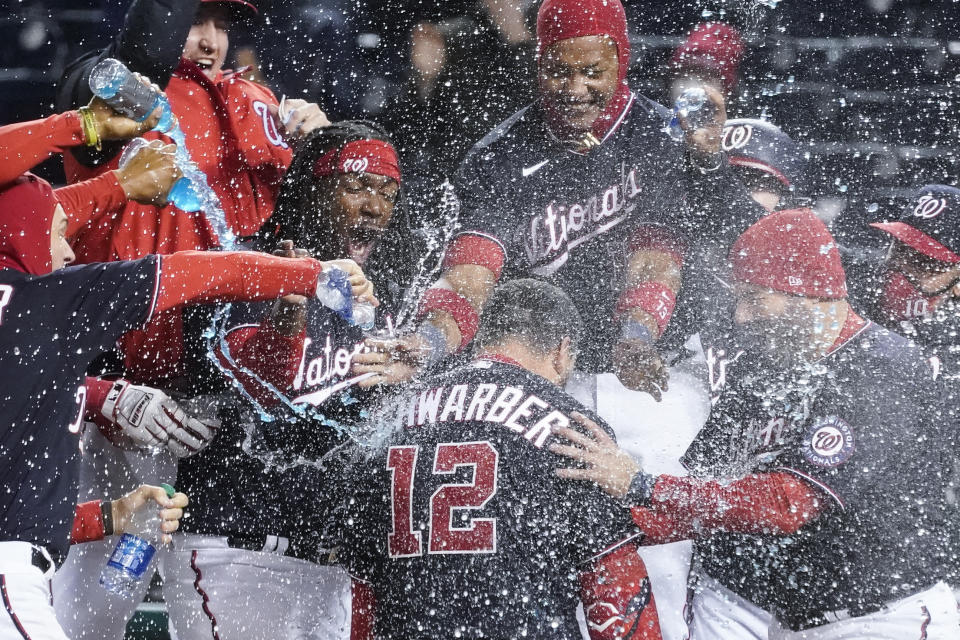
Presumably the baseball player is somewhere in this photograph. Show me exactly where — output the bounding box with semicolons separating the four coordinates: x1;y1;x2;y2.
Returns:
52;1;330;634
0;170;374;640
553;209;959;639
160;123;405;640
353;0;765;398
864;185;960;598
333;279;662;640
56;0;328;383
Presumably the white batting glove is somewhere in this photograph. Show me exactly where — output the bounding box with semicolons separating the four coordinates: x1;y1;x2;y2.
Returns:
101;380;219;458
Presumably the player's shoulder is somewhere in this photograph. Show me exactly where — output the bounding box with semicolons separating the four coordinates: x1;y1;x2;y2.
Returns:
457;103;544;174
835;321;938;392
424;359;615;437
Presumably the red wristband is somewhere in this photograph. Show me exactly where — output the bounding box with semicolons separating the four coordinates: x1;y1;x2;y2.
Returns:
628;225;686;268
616;283;677;336
70;500;106;544
417;288;479;351
442;233;506;279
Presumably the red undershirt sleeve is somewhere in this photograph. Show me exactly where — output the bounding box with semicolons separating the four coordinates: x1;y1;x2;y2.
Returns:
59;171;129;237
442;233;506;279
154;251;323;315
579;542;662;639
631;472;825;545
0;111;86;186
70;500;106;544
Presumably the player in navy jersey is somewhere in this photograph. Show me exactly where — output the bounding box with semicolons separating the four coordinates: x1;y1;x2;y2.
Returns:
862;185;960;597
332;279;661;640
0;171;374;639
353;0;765;401
161;122;410;640
551;210;959;639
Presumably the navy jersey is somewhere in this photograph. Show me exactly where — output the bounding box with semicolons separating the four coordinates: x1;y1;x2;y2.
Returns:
333;359;640;639
685;322;952;628
453;94;763;370
176;298;370;553
0;258;160;557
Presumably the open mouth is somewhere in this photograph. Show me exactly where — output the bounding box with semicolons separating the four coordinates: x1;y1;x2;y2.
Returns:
347;226;382;265
194;58;216;72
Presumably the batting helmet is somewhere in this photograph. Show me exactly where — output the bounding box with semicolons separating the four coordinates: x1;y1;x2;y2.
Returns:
722;118;809;195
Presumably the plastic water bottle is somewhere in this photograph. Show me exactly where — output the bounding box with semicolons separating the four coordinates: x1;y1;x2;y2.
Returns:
117;138;202;212
89;58;175;132
100;483;175;597
667;87;716;141
316;267;376;330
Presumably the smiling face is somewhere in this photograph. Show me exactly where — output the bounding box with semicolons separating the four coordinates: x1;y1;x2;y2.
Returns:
320;173;398;266
182;4;231;80
539;35;620;134
50;204;75;271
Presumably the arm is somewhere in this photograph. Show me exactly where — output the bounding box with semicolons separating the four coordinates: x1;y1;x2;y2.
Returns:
61;142;180;236
0;112;85;185
611;226;686;400
351;234;502;387
628;473;824;545
550;414;825;543
579;542;662;640
71;485;188;545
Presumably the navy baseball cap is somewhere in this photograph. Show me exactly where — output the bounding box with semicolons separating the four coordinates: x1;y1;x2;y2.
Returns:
870;184;960;265
722;118;808;191
201;0;258;22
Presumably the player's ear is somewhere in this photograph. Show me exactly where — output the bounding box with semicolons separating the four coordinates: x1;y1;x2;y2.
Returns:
554;336;577;381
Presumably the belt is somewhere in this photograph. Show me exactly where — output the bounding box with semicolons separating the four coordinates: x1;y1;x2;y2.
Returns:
225;535;336;565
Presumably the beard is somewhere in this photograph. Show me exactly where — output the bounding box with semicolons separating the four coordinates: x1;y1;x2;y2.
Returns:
733;318;807;373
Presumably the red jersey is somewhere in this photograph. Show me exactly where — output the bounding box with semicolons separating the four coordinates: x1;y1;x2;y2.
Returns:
65;59;293;383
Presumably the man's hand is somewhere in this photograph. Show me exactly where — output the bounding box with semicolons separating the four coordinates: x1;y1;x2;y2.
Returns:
101;381;219;458
87;79;163;140
113;141;180;206
271;98;330;140
551;412;641;499
270;240;309;336
111;485;189;546
681;84;726;160
612;338;669;401
351;333;432;387
320;258;378;306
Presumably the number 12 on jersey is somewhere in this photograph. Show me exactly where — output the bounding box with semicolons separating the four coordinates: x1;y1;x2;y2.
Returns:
386;441;499;558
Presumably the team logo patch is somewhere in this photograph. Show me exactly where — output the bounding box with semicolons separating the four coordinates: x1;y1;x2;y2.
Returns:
722;124;754;151
913;195;947;219
802;416;855;468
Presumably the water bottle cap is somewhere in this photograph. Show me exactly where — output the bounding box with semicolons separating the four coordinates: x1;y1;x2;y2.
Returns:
160;483;176;498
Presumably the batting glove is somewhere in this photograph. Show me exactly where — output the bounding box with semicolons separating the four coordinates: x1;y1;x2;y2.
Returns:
101;380;219;458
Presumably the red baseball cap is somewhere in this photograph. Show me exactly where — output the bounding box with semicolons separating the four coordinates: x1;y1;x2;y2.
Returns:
870;185;960;265
731;208;847;300
670;22;745;93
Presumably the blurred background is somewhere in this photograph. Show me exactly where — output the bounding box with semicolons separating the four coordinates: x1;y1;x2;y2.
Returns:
3;0;960;246
1;1;958;633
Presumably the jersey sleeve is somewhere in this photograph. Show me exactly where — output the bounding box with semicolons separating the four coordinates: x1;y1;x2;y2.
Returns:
450;148;514;264
51;256;161;352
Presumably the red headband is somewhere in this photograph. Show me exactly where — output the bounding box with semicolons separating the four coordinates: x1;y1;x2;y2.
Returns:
312;139;401;186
